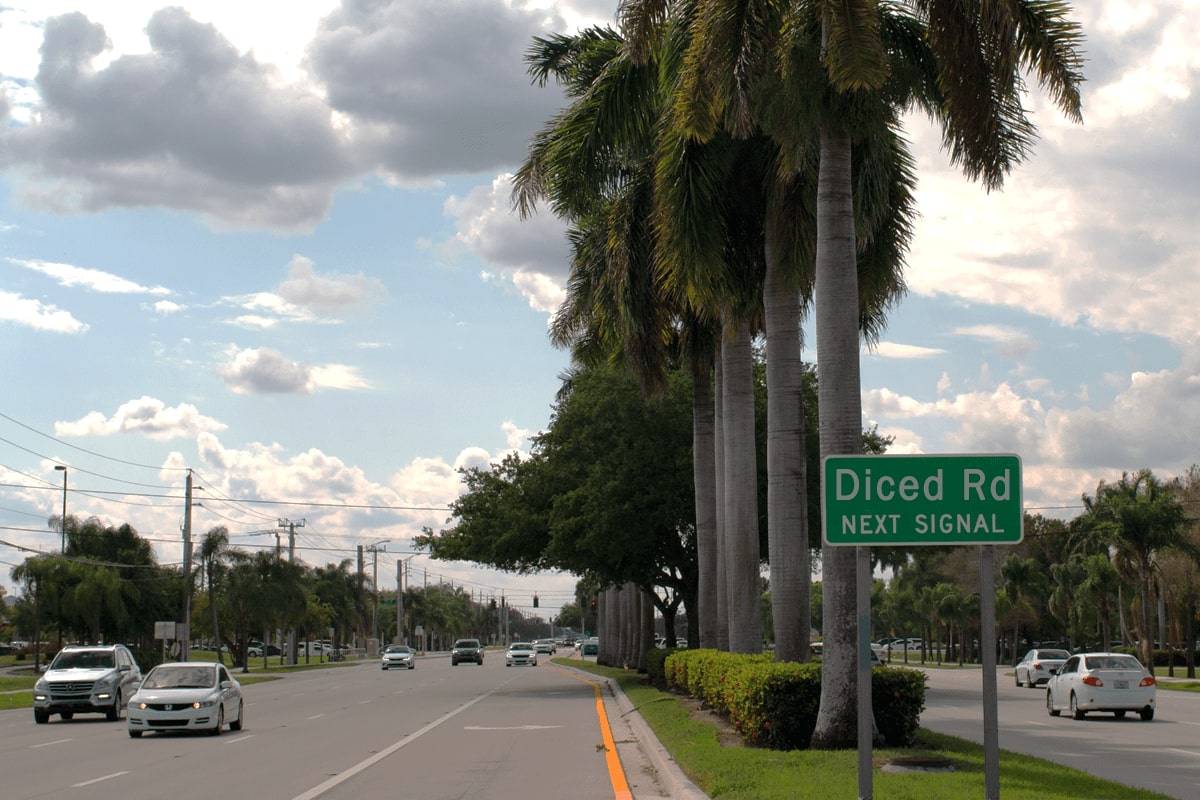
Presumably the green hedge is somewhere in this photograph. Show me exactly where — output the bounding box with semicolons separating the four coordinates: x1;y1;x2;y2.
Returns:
663;649;927;750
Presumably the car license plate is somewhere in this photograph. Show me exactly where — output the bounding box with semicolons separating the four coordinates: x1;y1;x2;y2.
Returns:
1114;680;1128;689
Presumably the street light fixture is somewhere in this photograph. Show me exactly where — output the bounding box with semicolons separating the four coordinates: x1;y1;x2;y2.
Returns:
53;466;67;552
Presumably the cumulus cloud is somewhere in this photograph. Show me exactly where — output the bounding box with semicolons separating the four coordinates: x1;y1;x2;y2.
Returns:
274;255;386;313
445;174;569;315
215;346;370;394
55;396;227;440
222;255;386;327
305;0;566;180
0;290;88;332
0;8;354;230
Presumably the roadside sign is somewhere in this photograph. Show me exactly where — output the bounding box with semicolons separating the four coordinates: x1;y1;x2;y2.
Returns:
822;453;1022;546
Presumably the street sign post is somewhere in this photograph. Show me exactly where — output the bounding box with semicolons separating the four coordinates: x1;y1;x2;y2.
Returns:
822;453;1023;546
823;452;1021;800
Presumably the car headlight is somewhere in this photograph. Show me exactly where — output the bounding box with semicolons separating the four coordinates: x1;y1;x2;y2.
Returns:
35;679;47;692
94;674;118;691
194;695;219;709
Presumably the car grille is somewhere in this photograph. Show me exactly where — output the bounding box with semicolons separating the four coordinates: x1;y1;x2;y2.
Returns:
48;682;96;698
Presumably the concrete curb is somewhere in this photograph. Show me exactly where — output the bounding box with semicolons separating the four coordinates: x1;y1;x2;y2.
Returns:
603;674;709;800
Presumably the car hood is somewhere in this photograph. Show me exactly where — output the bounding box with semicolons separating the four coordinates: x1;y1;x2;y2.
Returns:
43;667;117;682
133;687;221;703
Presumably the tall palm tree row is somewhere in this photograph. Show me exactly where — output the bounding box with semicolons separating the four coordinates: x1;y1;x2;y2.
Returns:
615;0;1085;746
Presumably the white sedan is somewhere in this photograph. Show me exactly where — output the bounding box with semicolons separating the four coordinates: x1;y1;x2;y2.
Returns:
380;644;415;670
127;662;243;737
1046;652;1156;721
1015;647;1070;688
506;642;538;667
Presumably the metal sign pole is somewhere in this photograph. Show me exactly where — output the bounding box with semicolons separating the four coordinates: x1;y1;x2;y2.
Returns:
857;545;873;800
981;545;1000;799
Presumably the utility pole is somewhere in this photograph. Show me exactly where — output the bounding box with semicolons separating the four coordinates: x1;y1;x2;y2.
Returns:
364;540;388;650
279;518;304;665
396;559;404;645
181;470;194;661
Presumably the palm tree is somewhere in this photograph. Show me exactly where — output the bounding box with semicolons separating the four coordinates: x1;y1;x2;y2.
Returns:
198;526;230;664
619;0;1084;746
1082;470;1192;667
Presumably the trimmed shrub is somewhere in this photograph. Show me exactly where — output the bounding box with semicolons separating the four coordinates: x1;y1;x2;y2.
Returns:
644;646;675;687
662;648;927;750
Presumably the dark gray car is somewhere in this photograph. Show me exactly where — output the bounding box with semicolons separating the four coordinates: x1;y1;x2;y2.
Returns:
450;638;484;665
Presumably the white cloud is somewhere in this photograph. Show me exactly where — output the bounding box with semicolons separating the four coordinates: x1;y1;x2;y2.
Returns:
215;346;369;394
867;342;947;359
0;290;87;332
274;255;386;313
8;258;170;295
445;174;569;314
55;397;227;440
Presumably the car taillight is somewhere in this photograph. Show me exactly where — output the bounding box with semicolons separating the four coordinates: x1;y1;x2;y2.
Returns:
1082;676;1104;687
1140;676;1156;687
1033;662;1043;669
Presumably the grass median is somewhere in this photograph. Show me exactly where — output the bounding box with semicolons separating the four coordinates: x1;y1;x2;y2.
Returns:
561;659;1172;800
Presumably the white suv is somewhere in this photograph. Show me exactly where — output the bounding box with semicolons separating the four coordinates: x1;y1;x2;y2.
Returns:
34;644;142;724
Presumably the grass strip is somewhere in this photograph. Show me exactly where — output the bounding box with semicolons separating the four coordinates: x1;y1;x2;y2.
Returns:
561;660;1171;800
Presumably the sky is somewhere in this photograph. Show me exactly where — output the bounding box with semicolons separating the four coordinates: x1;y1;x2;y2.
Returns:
0;1;1197;611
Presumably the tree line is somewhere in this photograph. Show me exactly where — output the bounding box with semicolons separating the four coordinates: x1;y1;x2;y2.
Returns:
3;517;585;669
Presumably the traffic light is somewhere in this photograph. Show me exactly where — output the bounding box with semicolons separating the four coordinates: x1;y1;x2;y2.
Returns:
590;598;596;609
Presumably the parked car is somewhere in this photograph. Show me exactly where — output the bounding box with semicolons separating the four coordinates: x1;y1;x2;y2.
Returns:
1046;652;1156;721
1015;648;1070;688
533;639;557;655
451;638;484;665
247;643;281;657
33;644;141;724
380;644;415;670
581;637;599;656
506;642;538;667
127;662;243;737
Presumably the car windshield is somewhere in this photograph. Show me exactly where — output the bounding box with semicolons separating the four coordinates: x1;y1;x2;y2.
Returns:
1085;655;1141;671
52;651;114;669
511;644;533;651
143;666;215;689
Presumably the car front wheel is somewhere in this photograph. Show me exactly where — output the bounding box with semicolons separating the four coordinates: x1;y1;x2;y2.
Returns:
106;691;123;721
34;709;49;724
209;706;224;736
230;701;243;731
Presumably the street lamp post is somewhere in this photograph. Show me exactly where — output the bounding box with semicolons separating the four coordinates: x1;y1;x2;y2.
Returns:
53;466;67;552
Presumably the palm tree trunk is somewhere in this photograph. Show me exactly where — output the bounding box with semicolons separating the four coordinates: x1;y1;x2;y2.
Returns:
811;122;862;748
693;362;720;649
714;353;730;651
722;317;762;654
764;223;811;663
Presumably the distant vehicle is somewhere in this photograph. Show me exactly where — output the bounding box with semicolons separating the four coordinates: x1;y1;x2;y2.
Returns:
34;644;141;724
1046;652;1156;721
581;637;599;656
451;639;484;666
127;662;243;737
247;643;281;657
1015;648;1071;688
380;644;415;670
506;642;538;667
533;639;557;655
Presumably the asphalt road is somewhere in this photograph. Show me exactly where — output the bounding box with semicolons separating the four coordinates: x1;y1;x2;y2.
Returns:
0;652;687;800
919;665;1200;799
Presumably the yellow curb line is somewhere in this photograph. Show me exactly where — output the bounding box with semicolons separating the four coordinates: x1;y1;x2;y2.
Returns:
545;662;633;800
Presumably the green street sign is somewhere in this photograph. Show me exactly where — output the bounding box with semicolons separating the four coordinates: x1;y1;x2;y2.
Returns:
822;453;1023;546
